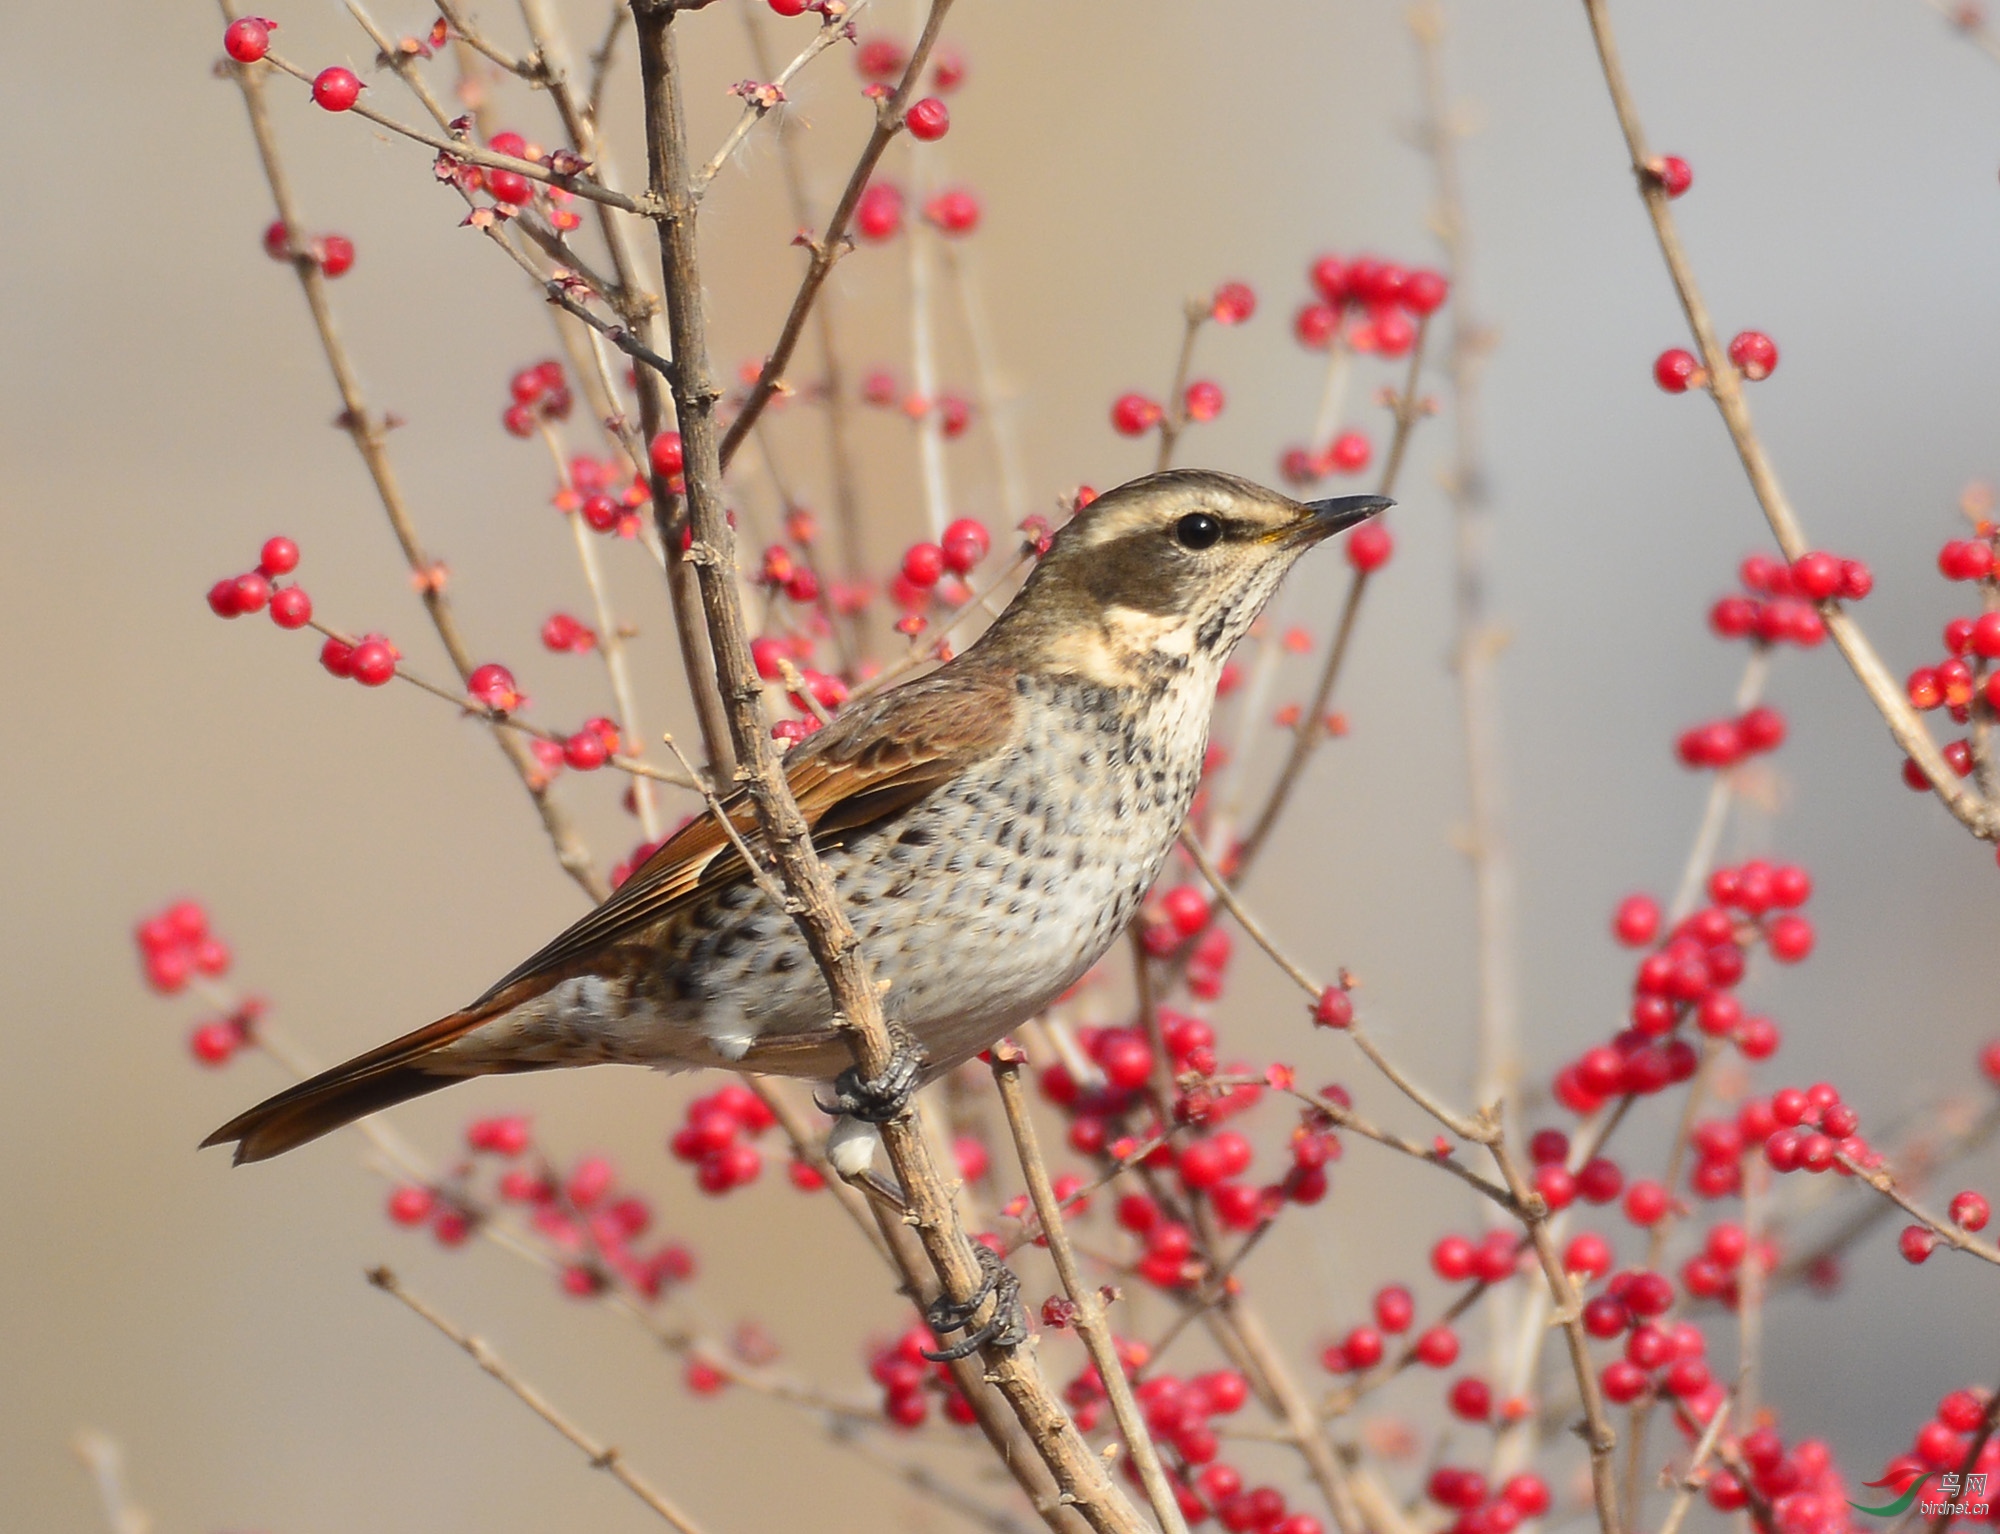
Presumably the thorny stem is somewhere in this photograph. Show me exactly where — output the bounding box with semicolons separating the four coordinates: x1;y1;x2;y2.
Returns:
630;8;1142;1529
220;13;605;901
369;1266;712;1534
1578;0;1996;839
716;0;959;472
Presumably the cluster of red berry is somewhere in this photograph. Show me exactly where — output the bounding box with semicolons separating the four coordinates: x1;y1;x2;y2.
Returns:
864;1323;981;1428
501;357;577;440
388;1117;696;1300
206;535;312;629
666;1082;777;1195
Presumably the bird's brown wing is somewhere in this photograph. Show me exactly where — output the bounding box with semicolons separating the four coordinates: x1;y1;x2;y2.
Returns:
203;666;1018;1163
471;666;1019;1006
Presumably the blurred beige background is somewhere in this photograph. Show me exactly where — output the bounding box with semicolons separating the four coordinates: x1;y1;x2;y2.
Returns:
6;1;2000;1530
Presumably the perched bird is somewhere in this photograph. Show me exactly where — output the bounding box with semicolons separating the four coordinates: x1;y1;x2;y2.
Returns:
204;471;1388;1166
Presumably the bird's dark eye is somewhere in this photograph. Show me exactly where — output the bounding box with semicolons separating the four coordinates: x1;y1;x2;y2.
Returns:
1174;512;1222;550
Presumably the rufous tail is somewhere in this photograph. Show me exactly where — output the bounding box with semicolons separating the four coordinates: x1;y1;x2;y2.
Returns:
201;1002;540;1164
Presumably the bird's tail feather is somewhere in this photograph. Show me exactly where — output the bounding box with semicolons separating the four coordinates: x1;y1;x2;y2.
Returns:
201;997;544;1164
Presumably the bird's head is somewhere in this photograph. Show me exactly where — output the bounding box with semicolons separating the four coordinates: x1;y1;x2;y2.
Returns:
982;469;1389;687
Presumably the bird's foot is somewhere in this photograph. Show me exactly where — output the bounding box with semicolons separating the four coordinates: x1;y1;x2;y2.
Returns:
921;1243;1027;1361
815;1029;925;1124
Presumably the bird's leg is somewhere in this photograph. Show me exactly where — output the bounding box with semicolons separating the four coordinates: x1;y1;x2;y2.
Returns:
814;1023;926;1123
921;1242;1027;1361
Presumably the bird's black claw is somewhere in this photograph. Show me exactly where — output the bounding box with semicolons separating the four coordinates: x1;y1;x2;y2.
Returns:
815;1030;925;1124
921;1243;1026;1361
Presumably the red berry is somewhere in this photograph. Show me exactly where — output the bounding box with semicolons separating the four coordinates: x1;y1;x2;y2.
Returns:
1790;551;1841;601
564;731;608;770
931;46;967;91
1400;269;1449;315
467;663;520;713
1899;1224;1938;1264
350;639;396;687
1373;1284;1415;1333
1448;1376;1492;1421
316;234;355;277
854;182;904;241
189;1021;239;1065
1840;559;1874;599
311;66;363;112
1650;155;1693;197
1971;612;2000;658
767;0;808;14
1184;379;1225;422
1613;893;1660;946
232;573;272;614
1413;1326;1459;1368
1566;1232;1613;1279
319;635;356;678
1293;303;1339;349
224;17;273;63
1950;1190;1990;1231
386;1185;435;1225
487;170;533;206
207;578;243;618
1431;1234;1475;1282
1111;393;1163;436
258;535;300;577
1654;348;1699;392
1327;431;1371;474
1738;705;1786;753
1624;1180;1669;1225
1766;914;1814;963
648;430;684;479
901;543;946;587
905;97;949;141
923;187;981;235
1312;986;1353;1029
941;517;991;574
1345;523;1392;573
269;587;313;629
1728;330;1778;381
854;36;908;80
1211;281;1257;324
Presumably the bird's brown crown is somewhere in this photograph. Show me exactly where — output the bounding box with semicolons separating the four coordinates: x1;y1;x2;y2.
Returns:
975;469;1385;689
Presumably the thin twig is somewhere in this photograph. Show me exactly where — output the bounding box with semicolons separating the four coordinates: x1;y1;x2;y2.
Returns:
255;52;656;217
1835;1152;2000;1265
694;2;874;195
367;1266;712;1533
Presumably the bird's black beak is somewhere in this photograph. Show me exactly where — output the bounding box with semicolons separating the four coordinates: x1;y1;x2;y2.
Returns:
1298;493;1393;542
